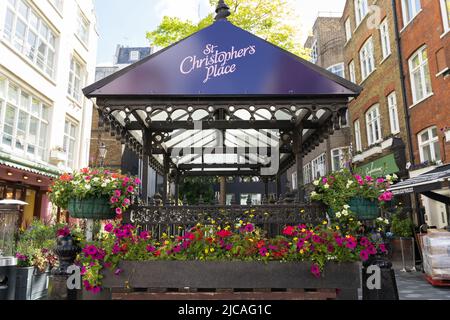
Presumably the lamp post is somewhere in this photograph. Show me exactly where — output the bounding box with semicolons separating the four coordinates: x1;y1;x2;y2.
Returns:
98;142;107;167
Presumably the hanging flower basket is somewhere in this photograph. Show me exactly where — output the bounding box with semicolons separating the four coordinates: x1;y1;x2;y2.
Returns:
68;198;115;220
328;197;379;221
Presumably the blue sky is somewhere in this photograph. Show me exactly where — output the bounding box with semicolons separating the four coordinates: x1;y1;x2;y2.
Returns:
94;0;346;64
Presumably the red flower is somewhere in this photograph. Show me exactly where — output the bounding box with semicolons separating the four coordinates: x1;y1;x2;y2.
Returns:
283;226;296;236
60;173;73;182
217;230;233;238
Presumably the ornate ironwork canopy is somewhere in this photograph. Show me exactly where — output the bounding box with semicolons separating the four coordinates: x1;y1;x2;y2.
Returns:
83;2;361;202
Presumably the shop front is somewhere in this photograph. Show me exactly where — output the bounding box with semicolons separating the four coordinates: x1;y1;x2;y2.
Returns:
0;156;58;228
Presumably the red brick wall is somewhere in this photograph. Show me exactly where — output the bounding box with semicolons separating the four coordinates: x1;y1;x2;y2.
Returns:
395;0;450;165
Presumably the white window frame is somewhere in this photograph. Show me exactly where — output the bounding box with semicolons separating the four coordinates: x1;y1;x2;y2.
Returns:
0;74;50;161
327;63;345;78
63;118;78;168
49;0;64;13
331;148;350;172
354;0;369;26
129;50;140;61
387;92;400;134
354;120;362;152
366;104;382;146
359;37;375;81
67;56;85;104
349;60;356;83
76;8;89;45
345;18;352;42
303;163;312;185
311;40;318;63
418;127;441;163
408;46;433;104
380;19;391;60
440;0;450;33
311;153;326;180
291;172;298;190
3;0;58;78
401;0;422;26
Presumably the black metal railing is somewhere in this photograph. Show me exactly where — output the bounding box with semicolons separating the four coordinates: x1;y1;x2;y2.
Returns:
124;196;326;238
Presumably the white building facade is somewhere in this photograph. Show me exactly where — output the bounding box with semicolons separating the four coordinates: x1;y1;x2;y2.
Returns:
0;0;98;225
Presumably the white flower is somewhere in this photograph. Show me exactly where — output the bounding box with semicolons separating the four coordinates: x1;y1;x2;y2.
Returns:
93;177;100;182
313;180;320;186
384;219;389;224
324;183;330;189
392;174;398;180
336;212;342;218
343;204;350;210
104;179;111;184
342;209;349;216
386;175;392;181
85;184;91;190
101;183;107;188
311;191;318;198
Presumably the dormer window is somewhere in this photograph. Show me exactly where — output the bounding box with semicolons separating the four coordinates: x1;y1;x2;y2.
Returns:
129;50;140;61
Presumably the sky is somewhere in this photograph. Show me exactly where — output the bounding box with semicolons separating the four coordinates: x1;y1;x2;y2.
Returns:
94;0;346;64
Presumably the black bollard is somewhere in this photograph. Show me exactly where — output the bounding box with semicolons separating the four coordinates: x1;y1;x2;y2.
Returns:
362;254;399;300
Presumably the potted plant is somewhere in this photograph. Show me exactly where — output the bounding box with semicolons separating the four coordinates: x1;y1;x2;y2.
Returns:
75;217;387;300
387;213;415;271
310;169;396;221
14;220;59;300
49;168;141;221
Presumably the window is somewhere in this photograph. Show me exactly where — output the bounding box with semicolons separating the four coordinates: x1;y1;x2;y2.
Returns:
292;172;298;190
129;50;140;61
304;163;312;185
67;57;85;103
354;0;369;26
327;63;345;78
380;19;391;59
49;0;64;12
402;0;421;25
76;9;89;44
311;40;318;63
409;46;432;103
3;0;57;77
366;105;382;146
0;75;50;160
387;92;400;134
360;37;375;81
440;0;450;33
331;148;350;172
418;127;441;163
63;119;77;168
240;194;261;206
311;154;326;180
349;60;356;83
354;120;362;152
345;18;352;41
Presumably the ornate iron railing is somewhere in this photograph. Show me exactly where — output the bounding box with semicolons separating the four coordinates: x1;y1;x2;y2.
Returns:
123;201;327;238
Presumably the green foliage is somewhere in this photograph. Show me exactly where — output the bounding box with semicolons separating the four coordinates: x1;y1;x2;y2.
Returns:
147;0;309;58
391;214;413;238
179;177;217;204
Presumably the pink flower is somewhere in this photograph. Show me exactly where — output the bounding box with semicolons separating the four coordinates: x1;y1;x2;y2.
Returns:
365;176;373;182
173;245;181;253
259;247;268;257
115;208;122;216
322;177;328;184
127;186;134;193
114;190;121;198
283;226;296;236
311;264;321;278
346;239;357;250
367;245;377;255
110;197;118;204
360;250;369;261
123;198;131;206
104;223;114;233
146;245;156;253
80;266;87;275
91;286;101;294
360;237;370;247
134;178;141;184
243;223;254;233
139;231;150;239
376;178;385;184
57;226;70;237
379;244;387;253
378;191;393;202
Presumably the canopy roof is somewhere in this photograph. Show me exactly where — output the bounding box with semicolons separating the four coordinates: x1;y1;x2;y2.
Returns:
84;20;360;98
84;12;361;179
390;165;450;196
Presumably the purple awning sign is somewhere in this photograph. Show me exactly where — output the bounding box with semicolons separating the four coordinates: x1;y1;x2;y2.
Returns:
84;20;361;98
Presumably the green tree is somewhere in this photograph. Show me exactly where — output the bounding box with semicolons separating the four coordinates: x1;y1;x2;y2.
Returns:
147;0;309;58
179;177;217;205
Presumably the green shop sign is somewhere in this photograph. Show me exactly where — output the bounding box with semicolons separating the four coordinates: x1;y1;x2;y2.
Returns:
355;153;400;177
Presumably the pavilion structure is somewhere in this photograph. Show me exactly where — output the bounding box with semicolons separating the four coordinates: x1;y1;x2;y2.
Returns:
83;1;361;231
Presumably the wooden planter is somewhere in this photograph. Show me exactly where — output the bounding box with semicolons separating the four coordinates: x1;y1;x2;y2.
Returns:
15;267;49;300
101;261;361;300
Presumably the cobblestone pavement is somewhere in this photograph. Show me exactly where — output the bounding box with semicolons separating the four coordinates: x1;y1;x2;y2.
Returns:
395;271;450;300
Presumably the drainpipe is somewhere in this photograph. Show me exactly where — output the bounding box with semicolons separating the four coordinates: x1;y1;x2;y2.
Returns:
391;0;423;226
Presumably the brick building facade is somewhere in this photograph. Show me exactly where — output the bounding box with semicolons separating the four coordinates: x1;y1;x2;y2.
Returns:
288;16;352;197
393;0;450;228
342;0;410;182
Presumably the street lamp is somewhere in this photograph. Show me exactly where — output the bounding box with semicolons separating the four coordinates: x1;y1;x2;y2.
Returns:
98;142;107;167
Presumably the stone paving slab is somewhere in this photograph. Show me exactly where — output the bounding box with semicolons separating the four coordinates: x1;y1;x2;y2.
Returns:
395;271;450;300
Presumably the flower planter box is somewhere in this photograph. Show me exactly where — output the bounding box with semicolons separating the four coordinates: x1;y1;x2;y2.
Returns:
328;197;380;221
68;197;115;220
15;267;49;300
101;261;361;300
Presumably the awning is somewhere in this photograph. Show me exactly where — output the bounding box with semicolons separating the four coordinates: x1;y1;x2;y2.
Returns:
0;153;60;178
389;164;450;196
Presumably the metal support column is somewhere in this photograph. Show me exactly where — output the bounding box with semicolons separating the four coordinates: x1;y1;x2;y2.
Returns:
294;127;305;201
141;130;151;204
